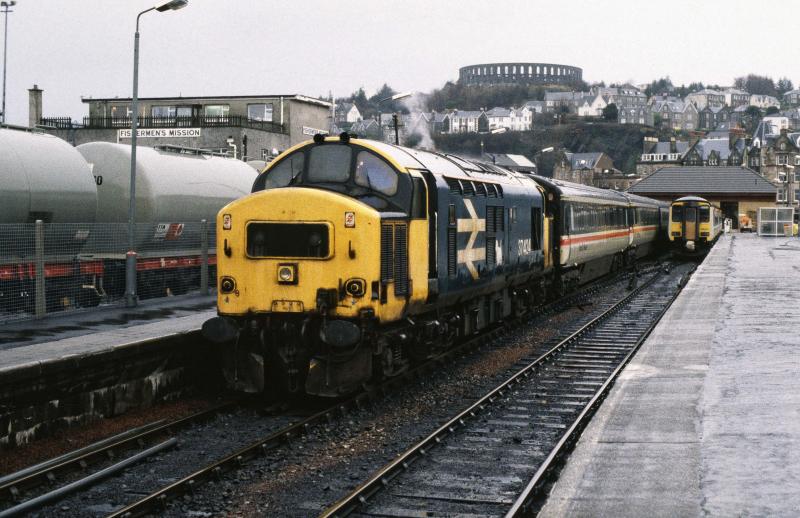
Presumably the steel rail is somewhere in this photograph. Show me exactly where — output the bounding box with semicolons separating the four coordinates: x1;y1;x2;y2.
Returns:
319;269;667;517
0;438;177;518
0;400;238;505
106;266;651;518
504;266;691;516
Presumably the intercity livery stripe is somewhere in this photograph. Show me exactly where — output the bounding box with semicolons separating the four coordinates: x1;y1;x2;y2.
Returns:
560;225;657;246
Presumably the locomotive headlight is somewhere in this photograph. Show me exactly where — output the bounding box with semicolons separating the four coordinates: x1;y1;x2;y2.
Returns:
220;276;236;293
277;264;297;284
344;278;366;297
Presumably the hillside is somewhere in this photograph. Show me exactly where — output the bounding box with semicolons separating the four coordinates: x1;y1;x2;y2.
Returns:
432;122;663;175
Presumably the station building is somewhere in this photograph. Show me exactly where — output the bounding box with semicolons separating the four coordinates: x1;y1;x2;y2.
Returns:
626;166;778;228
31;86;332;160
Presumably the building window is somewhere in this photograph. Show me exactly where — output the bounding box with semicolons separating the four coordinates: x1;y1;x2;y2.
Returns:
777;189;787;202
110;104;131;119
248;103;273;122
778;154;787;165
151;105;176;118
204;104;230;117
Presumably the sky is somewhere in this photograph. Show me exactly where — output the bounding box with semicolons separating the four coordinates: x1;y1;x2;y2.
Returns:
1;0;797;125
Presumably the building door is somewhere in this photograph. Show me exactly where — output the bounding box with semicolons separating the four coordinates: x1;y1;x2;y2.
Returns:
720;201;739;229
684;207;697;241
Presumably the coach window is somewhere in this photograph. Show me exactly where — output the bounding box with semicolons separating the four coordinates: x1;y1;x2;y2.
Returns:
248;103;273;122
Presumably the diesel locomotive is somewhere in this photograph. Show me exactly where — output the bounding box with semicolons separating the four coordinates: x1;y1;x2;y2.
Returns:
668;196;723;255
203;134;669;397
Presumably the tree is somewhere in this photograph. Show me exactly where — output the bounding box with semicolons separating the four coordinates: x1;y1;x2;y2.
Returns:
777;77;794;97
742;106;762;134
602;103;618;121
766;106;780;115
644;77;674;98
733;74;777;96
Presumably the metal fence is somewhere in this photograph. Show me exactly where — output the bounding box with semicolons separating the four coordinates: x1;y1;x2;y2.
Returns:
758;207;795;236
39;116;287;134
0;220;216;324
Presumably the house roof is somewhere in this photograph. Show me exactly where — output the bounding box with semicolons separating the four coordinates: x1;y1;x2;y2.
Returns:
626;166;776;196
485;153;537;170
650;140;690;155
565;152;604;169
545;91;581;101
691;138;736;160
486;107;511;117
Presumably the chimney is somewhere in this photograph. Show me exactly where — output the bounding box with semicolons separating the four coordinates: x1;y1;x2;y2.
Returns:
28;84;43;128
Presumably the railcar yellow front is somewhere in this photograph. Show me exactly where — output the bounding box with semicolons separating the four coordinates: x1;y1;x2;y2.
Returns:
669;196;720;253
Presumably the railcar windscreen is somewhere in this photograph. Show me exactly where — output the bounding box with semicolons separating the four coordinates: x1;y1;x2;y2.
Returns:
671;206;683;222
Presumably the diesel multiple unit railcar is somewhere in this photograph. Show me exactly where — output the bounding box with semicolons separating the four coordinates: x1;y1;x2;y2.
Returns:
203;134;670;397
0;127;256;313
668;196;722;255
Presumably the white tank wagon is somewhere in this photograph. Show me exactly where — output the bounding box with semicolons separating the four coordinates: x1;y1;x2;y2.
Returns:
0;128;97;256
76;143;257;297
0;129;98;312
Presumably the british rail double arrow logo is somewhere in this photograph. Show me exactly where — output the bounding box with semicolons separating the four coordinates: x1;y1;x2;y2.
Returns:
456;199;486;280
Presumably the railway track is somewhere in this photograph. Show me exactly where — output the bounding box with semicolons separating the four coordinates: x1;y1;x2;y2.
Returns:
2;262;659;517
320;263;691;517
0;401;241;517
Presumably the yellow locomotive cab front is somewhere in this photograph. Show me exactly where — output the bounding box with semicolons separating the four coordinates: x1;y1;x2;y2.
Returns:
216;187;382;320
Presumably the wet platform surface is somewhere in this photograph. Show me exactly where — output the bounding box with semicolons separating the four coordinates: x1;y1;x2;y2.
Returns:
540;233;800;517
0;293;215;372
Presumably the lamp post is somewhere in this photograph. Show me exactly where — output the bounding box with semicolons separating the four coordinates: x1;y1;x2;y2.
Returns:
0;1;15;124
376;91;413;145
125;0;189;308
534;146;554;176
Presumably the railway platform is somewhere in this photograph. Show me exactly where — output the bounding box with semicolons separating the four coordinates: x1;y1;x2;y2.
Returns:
0;294;217;447
0;293;214;364
540;233;800;516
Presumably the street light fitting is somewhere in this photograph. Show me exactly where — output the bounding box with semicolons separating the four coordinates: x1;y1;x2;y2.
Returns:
390;91;414;101
377;91;414;104
540;146;554;153
490;127;508;134
0;2;16;8
156;0;188;12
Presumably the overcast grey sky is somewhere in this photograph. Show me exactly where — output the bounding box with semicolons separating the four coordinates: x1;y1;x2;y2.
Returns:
1;0;795;125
